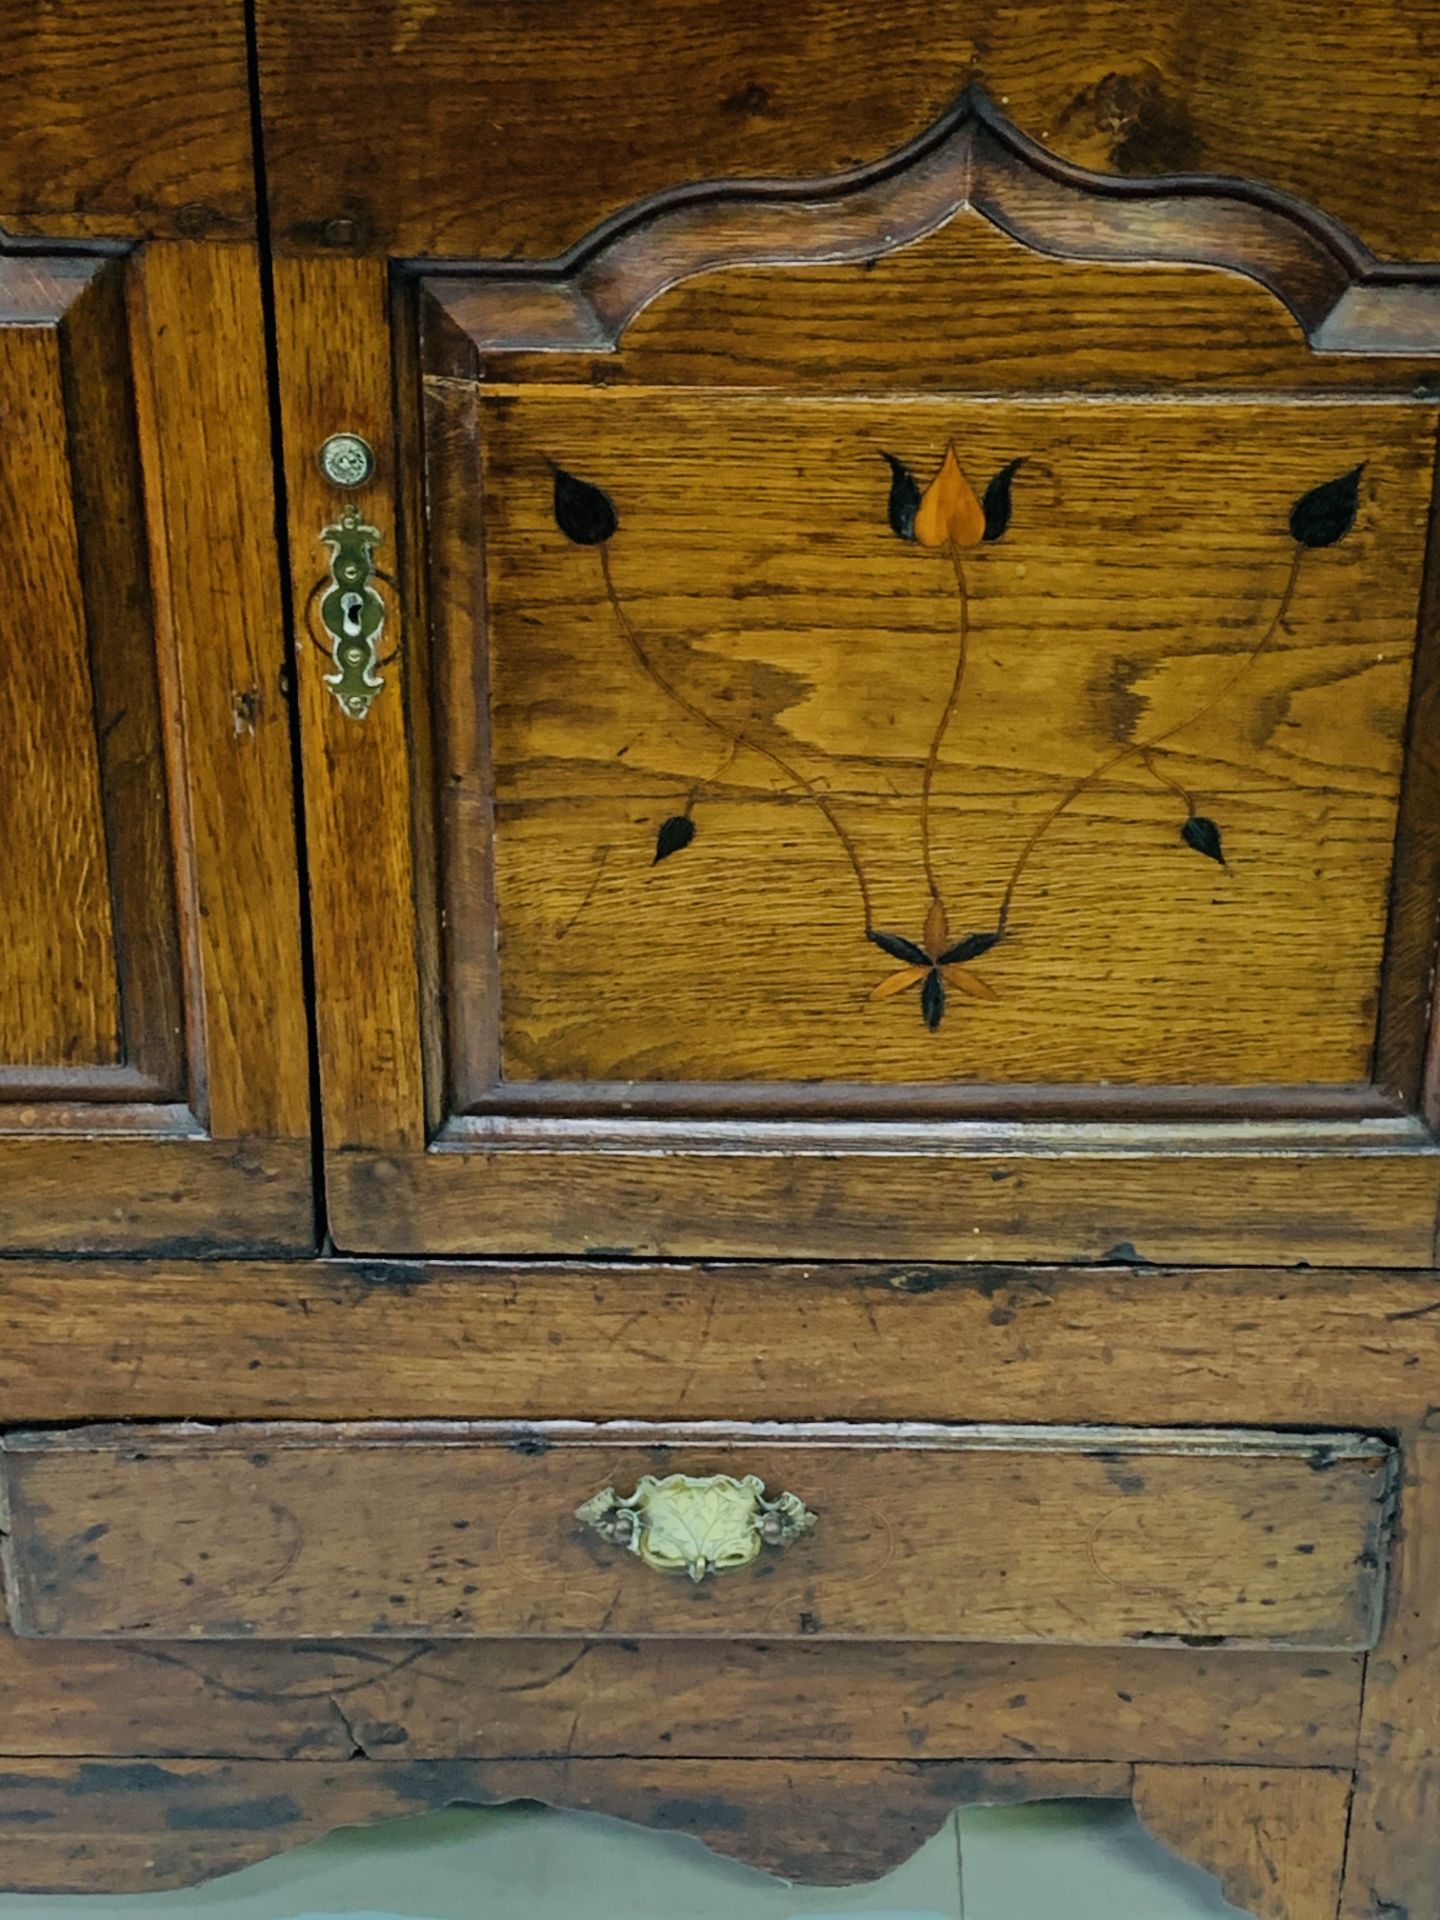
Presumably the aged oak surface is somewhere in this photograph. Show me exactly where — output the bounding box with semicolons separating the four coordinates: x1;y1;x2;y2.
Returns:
7;2;1440;1911
472;393;1430;1090
0;1259;1434;1428
0;1422;1392;1647
0;1756;1132;1893
0;1420;1397;1643
296;82;1440;1260
1341;1426;1440;1920
0;243;312;1251
254;0;1440;263
0;1621;1358;1768
1133;1767;1353;1920
0;0;253;239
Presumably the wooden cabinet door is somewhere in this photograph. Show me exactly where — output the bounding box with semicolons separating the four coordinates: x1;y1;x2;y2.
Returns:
267;25;1440;1265
0;246;312;1252
0;3;312;1250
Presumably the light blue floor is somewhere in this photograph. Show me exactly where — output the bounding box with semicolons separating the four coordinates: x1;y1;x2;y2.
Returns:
0;1800;1243;1920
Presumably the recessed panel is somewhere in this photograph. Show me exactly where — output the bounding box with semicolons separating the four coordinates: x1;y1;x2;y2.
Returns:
472;392;1433;1092
0;258;185;1101
0;324;121;1070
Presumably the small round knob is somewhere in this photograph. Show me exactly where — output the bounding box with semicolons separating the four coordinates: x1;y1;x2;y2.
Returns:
318;433;376;490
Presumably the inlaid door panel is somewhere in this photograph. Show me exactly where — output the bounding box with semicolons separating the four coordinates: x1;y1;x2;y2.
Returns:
0;245;312;1251
282;93;1440;1262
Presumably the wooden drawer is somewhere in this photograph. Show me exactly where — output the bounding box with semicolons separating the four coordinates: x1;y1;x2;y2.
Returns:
0;1422;1392;1647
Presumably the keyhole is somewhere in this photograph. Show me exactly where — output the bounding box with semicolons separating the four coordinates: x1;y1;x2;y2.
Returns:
340;590;364;639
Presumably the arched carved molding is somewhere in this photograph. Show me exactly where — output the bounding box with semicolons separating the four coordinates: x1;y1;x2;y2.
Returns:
422;85;1440;359
1132;1765;1353;1920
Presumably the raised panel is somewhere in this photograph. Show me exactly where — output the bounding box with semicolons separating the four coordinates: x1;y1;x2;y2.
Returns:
0;244;311;1250
470;391;1430;1094
0;255;182;1100
0;302;122;1069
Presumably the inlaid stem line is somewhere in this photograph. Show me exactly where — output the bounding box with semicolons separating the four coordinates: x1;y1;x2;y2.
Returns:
995;546;1306;932
920;543;971;910
598;544;875;927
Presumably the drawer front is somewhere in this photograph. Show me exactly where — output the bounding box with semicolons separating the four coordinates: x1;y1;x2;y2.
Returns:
0;1423;1392;1647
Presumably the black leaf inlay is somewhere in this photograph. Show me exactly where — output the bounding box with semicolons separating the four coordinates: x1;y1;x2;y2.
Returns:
938;930;1002;965
868;929;931;967
1289;466;1363;549
981;459;1024;543
653;814;696;864
921;970;946;1030
1181;815;1226;865
882;453;921;542
553;465;618;546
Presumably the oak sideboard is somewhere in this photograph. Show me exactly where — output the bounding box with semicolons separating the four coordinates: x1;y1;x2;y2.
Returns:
2;7;1440;1915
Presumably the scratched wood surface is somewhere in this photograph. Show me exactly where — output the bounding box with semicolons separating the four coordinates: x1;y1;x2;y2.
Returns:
461;392;1435;1091
254;0;1440;263
1133;1765;1353;1920
2;1260;1439;1430
1342;1425;1440;1920
0;1606;1359;1767
0;1423;1392;1647
0;1756;1130;1892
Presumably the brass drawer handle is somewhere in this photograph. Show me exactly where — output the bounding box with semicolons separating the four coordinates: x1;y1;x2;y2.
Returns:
576;1472;817;1584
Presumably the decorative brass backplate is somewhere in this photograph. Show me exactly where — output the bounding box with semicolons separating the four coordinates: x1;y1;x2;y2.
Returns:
576;1472;817;1584
307;503;394;719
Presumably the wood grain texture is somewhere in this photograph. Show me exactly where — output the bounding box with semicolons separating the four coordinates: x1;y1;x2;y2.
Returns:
128;243;311;1148
0;244;312;1250
0;287;123;1070
1342;1426;1440;1920
329;1134;1440;1266
0;253;185;1103
0;1259;1436;1429
422;90;1440;362
0;1592;1364;1766
0;1137;311;1257
0;1755;1127;1893
0;0;253;238
1;1422;1392;1648
466;393;1431;1091
436;219;1440;397
273;254;428;1153
312;49;1440;1262
56;256;187;1099
255;0;1440;264
1134;1765;1352;1920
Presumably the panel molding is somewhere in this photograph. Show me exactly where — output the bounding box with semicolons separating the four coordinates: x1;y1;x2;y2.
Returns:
421;85;1440;359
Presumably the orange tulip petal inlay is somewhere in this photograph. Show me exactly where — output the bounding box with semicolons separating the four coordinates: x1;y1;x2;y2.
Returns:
913;444;987;550
944;965;1000;1000
870;965;930;1000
